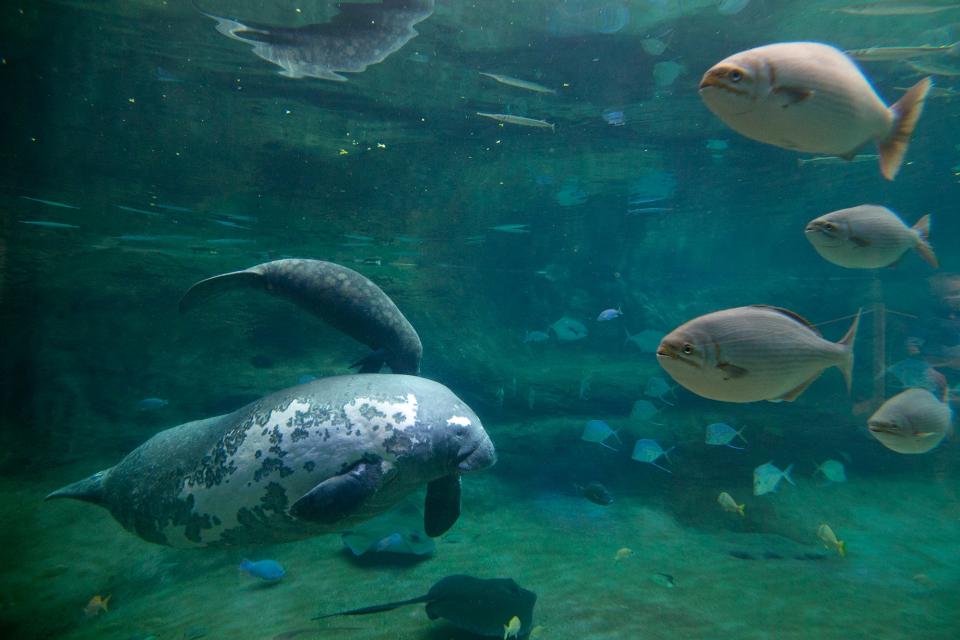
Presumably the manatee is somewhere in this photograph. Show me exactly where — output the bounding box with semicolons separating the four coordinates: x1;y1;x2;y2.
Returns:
179;259;423;374
45;375;495;548
197;0;435;82
315;574;537;639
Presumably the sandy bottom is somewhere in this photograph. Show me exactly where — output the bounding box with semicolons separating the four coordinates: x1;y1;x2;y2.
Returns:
2;439;958;640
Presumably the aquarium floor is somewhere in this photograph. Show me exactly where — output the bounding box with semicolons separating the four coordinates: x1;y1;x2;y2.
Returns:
2;442;958;640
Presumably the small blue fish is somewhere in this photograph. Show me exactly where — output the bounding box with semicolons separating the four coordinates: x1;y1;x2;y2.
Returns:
705;139;729;151
581;419;622;450
624;328;665;353
240;559;285;581
705;422;747;449
523;330;550;343
644;377;675;405
631;439;673;473
137;397;169;411
629;399;661;423
156;66;182;83
597;308;622;322
753;461;794;496
602;109;626;126
20;196;79;209
19;220;79;229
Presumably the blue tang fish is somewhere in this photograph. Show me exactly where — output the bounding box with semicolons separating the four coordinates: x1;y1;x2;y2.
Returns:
240;559;286;581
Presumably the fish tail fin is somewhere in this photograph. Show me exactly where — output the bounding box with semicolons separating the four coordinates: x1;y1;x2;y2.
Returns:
782;464;795;486
837;309;861;393
736;426;748;444
737;503;745;517
179;270;264;313
44;469;111;505
878;77;931;180
911;214;938;268
838;540;846;558
102;595;111;611
662;446;675;462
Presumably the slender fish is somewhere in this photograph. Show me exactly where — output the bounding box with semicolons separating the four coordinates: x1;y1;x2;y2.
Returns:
845;43;958;62
476;112;555;131
833;3;960;15
479;72;556;94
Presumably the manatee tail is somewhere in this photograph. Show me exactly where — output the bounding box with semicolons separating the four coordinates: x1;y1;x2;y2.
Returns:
878;77;931;180
44;469;110;505
313;594;432;620
179;270;264;313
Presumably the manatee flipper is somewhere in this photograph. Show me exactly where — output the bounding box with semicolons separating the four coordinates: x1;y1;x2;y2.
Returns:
424;474;461;537
44;469;110;505
350;349;387;374
290;460;390;524
178;270;265;313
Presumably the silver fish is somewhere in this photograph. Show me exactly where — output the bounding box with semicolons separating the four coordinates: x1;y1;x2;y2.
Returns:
476;112;555;132
657;305;860;403
834;3;960;15
753;461;794;496
868;388;953;454
805;205;937;269
699;42;931;180
845;43;958;62
479;72;556;94
907;58;960;77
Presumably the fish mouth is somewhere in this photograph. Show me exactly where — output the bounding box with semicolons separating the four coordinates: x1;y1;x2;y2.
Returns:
805;222;837;239
656;343;677;359
867;421;900;436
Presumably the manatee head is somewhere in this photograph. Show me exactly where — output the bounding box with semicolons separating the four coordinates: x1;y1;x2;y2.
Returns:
430;409;496;475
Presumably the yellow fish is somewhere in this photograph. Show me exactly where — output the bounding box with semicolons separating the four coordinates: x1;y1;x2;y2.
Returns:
529;625;545;638
614;547;634;562
817;524;846;557
83;594;111;617
699;42;930;180
717;491;745;516
503;615;522;639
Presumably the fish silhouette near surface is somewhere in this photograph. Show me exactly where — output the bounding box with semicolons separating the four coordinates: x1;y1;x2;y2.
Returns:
197;0;435;81
699;42;931;180
314;575;536;639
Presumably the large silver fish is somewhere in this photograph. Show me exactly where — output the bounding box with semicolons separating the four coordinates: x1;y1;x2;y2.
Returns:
656;305;860;403
868;388;953;454
699;42;931;180
805;205;937;269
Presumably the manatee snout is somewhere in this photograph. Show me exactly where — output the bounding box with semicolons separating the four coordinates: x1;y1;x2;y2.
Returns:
456;429;496;472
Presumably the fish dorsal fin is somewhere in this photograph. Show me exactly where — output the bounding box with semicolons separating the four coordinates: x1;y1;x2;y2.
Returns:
749;305;821;336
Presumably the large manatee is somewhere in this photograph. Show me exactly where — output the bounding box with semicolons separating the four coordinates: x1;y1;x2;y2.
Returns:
46;375;495;548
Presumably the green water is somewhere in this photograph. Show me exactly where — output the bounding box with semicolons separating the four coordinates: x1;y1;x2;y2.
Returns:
1;1;959;638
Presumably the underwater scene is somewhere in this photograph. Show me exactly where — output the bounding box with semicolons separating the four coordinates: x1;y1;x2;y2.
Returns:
2;0;960;638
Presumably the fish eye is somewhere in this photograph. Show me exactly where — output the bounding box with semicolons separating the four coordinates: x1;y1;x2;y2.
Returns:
728;69;743;82
824;222;836;231
682;344;694;355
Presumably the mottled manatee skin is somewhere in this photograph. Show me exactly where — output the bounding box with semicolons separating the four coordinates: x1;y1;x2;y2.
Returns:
91;375;489;547
250;259;422;374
